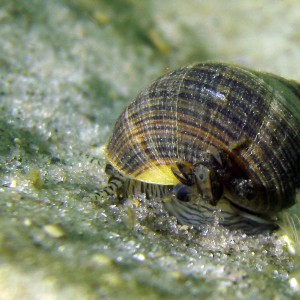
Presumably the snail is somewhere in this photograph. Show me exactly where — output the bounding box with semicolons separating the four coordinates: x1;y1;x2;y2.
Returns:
91;62;300;234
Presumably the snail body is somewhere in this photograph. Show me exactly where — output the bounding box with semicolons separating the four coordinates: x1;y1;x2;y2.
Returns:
95;62;300;234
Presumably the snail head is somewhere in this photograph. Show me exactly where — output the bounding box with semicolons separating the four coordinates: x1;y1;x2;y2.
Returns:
171;150;227;205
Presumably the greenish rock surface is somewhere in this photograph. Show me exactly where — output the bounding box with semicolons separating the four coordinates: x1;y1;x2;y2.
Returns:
1;0;300;299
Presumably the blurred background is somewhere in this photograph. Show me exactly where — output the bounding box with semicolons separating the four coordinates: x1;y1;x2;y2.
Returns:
1;0;300;299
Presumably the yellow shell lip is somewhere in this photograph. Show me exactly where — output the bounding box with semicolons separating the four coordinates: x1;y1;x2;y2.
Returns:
133;165;180;185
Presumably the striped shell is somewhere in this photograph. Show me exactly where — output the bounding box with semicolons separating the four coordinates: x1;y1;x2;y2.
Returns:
102;62;300;232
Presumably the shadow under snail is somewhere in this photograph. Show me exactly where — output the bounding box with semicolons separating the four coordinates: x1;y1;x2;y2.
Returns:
91;62;300;234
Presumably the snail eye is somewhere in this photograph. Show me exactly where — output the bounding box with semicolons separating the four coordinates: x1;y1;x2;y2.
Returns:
172;184;192;202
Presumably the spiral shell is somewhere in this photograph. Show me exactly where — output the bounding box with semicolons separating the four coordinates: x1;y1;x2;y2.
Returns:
97;62;300;233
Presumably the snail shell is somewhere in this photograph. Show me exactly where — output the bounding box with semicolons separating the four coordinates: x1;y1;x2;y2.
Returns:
97;62;300;233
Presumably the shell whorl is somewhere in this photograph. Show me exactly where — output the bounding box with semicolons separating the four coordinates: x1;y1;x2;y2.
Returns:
105;62;300;214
